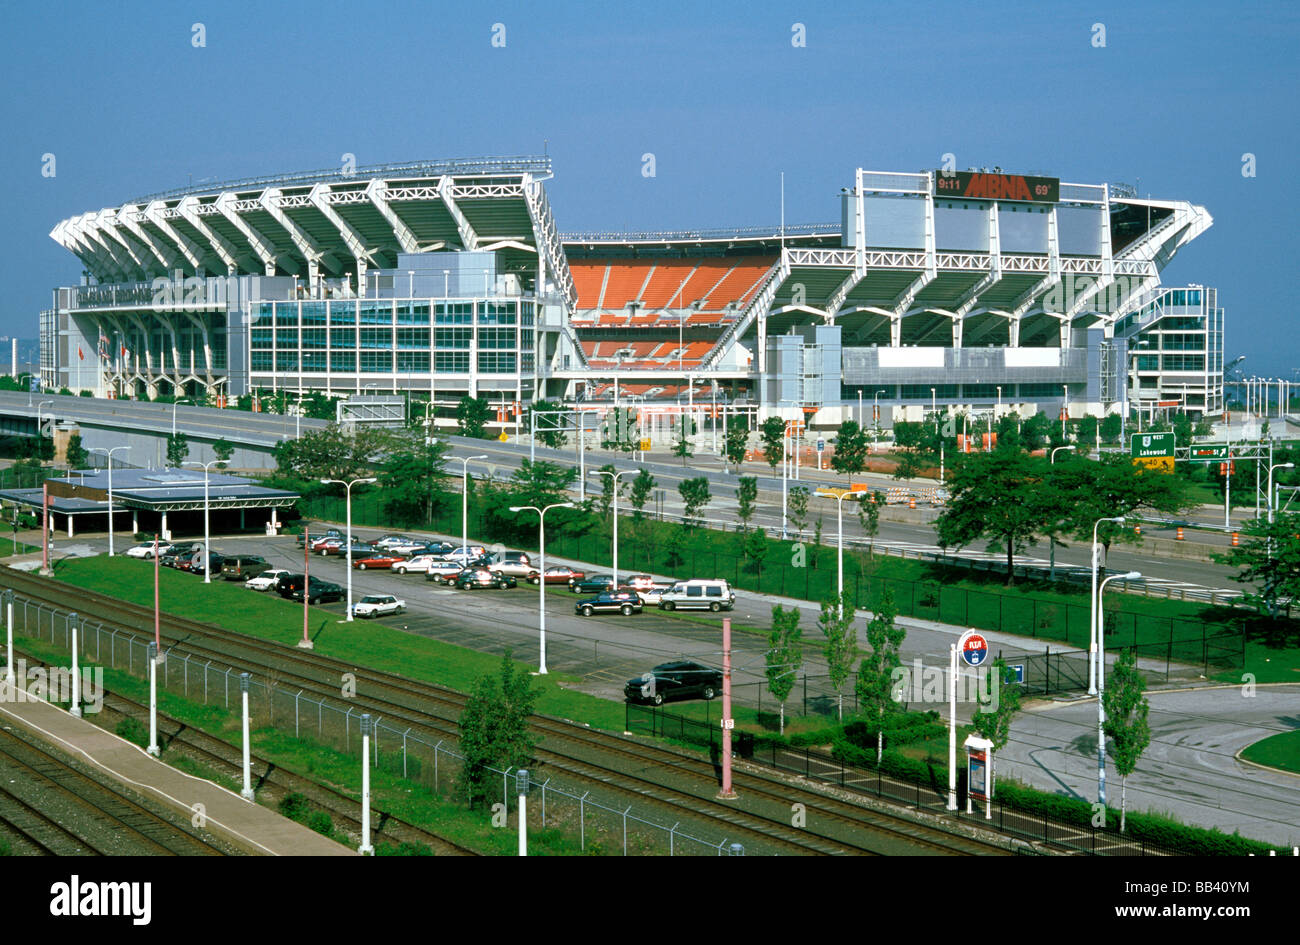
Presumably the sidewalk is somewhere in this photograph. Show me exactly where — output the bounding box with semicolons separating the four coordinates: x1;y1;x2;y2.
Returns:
0;680;352;855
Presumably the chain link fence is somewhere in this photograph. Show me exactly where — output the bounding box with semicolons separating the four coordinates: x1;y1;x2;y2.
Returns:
5;591;764;856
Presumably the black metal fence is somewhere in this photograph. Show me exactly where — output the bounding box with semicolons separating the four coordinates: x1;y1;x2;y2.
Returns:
627;704;1170;856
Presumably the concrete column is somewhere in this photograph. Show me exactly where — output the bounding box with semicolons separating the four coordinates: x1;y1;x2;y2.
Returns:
67;516;74;538
240;508;246;530
161;510;169;541
132;511;138;533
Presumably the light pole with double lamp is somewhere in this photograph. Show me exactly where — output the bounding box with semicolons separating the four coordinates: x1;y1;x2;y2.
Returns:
1097;570;1142;805
319;476;377;620
1089;515;1126;694
90;445;130;556
873;389;886;440
821;488;856;617
184;459;222;583
171;398;191;438
451;455;488;562
593;469;635;587
1048;445;1075;580
510;502;575;674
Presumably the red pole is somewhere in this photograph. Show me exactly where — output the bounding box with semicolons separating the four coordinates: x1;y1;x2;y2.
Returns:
717;616;738;799
301;531;312;648
153;533;160;653
41;482;49;572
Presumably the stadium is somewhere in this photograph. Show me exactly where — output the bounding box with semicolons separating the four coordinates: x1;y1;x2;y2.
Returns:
41;155;1224;437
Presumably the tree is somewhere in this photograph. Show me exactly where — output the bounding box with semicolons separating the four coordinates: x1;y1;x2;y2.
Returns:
995;413;1023;453
855;588;905;763
819;592;858;721
724;422;749;468
787;486;809;538
629;469;656;522
766;604;803;734
678;476;711;529
65;434;89;470
378;432;451;525
736;476;758;532
528;400;568;449
456;396;494;439
274;422;396;483
831;420;870;474
1076;415;1099;448
1100;413;1123;445
1213;512;1300;622
743;526;768;573
166;432;189;468
212;438;235;469
760;416;786;472
1102;648;1151;832
595;463;624;518
967;657;1023;797
857;492;881;559
456;650;538;807
508;459;574;508
1059;454;1195;562
672;415;696;464
936;451;1059;584
1021;412;1052;452
811;517;823;569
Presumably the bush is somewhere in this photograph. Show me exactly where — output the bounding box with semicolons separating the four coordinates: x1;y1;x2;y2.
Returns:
377;841;434;856
278;791;311;822
842;711;944;749
306;811;334;837
115;717;148;748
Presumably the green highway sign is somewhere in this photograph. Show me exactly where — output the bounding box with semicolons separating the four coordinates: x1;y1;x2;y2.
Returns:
1131;432;1176;459
1188;444;1232;460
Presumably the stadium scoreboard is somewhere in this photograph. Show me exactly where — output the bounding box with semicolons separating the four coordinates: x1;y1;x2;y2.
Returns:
934;171;1059;203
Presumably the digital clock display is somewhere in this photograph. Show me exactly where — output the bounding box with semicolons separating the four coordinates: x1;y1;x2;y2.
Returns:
934;171;1059;203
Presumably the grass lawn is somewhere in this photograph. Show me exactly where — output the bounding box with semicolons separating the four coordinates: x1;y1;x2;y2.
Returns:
1239;730;1300;775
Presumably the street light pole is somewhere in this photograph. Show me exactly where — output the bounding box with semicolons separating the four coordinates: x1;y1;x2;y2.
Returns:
594;470;634;587
91;446;130;556
1097;571;1142;806
1089;515;1126;694
171;398;191;438
1048;446;1075;580
452;455;488;562
319;476;377;620
510;502;575;674
184;460;221;583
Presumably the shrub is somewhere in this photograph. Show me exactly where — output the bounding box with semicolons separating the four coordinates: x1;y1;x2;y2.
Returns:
115;717;148;747
377;841;434;856
277;791;311;822
307;811;334;837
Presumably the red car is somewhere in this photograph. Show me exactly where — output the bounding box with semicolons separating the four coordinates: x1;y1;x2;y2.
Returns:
542;565;586;585
352;553;406;571
311;536;343;555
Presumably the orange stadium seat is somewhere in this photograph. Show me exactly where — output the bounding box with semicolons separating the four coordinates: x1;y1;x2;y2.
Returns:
569;263;608;309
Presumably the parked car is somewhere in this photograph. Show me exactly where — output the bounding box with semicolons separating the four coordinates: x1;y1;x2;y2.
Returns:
185;551;226;576
450;567;516;590
245;569;293;592
340;543;379;559
221;555;270;581
657;579;735;612
424;559;469;583
351;552;407;571
352;594;406;618
570;573;615;595
391;554;440;575
371;534;415;551
488;550;540;583
539;565;586;586
420;541;458;557
125;541;173;559
441;545;488;566
574;591;642;617
624;661;724;705
298;527;341;548
387;539;434;556
311;536;344;555
277;575;345;604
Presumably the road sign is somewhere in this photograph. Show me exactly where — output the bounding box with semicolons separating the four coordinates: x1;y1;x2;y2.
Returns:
1134;456;1175;472
1130;432;1175;459
1007;663;1025;685
497;432;508;442
957;630;988;667
816;438;825;452
639;437;651;452
1188;444;1231;460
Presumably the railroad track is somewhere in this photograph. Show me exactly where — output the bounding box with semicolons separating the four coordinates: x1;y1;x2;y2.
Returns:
4;568;1016;855
0;724;229;856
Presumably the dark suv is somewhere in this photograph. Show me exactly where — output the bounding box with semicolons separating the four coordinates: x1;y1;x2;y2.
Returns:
277;575;345;604
569;573;615;595
624;661;724;705
221;555;270;581
574;591;642;617
450;568;516;590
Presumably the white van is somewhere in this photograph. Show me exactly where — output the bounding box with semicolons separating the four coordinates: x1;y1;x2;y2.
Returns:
658;579;736;612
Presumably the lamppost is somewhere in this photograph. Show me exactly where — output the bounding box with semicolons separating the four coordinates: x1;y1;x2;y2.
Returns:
1268;462;1294;524
184;459;221;583
1048;446;1075;580
1097;570;1142;805
823;489;856;616
873;389;886;440
37;400;52;441
1061;385;1069;442
90;446;130;556
1089;515;1126;694
594;469;635;587
451;455;488;562
510;501;575;674
319;476;377;620
171;398;191;438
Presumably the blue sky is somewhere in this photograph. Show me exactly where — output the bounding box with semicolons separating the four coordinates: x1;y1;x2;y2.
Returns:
2;0;1296;375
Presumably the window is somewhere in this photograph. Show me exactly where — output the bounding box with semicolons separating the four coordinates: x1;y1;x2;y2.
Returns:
477;327;515;350
301;303;327;325
436;327;471;349
435;302;473;324
397;351;430;372
435;351;469;372
302;350;328;372
477;351;516;373
901;384;957;400
274;303;299;326
276;329;298;348
1135;355;1159;371
360;303;392;326
687;585;702;597
275;351;299;372
251;351;274;371
1018;383;1066;398
1163;355;1205;372
330;351;356;372
251;329;274;349
330;328;356;349
329;301;357;324
397;327;430;349
360;327;391;349
360;350;392;373
301;328;327;349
